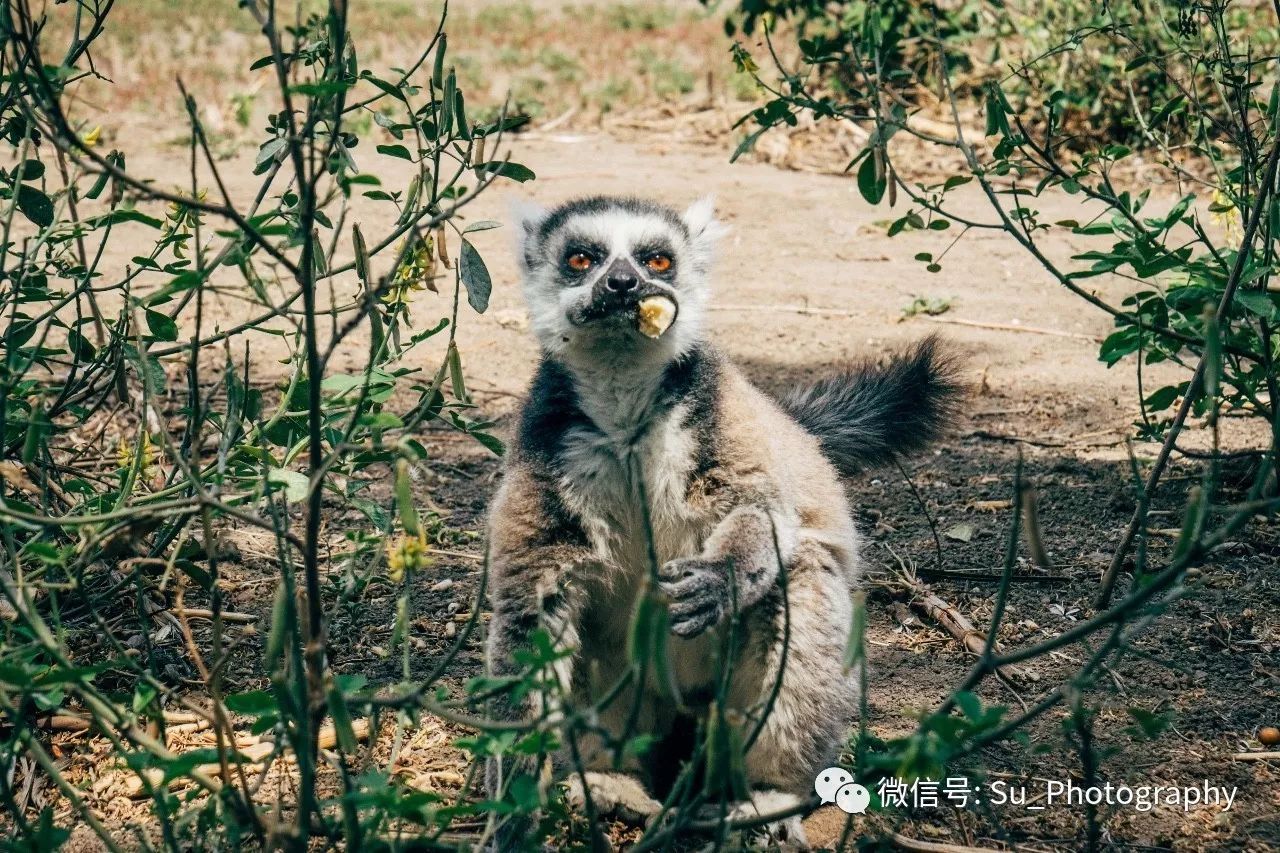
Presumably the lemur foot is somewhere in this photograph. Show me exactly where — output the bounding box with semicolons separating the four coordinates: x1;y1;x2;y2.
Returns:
565;771;663;826
696;790;810;851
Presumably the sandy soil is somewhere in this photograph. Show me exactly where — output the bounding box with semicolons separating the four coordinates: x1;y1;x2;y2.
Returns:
123;127;1175;439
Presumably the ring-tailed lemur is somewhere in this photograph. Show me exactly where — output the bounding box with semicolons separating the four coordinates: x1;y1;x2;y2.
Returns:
484;195;960;847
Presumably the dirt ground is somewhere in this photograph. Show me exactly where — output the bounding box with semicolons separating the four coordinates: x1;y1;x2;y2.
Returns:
38;126;1275;851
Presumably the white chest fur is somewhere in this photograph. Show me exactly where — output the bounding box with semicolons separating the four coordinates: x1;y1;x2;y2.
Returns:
558;400;707;580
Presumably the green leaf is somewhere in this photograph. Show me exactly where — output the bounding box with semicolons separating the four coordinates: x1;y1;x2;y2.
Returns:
463;220;502;234
1163;194;1194;228
471;431;505;457
1143;384;1181;413
267;468;309;502
459;240;491;313
18;159;45;180
17;184;53;228
144;309;178;342
377;143;413;161
256;137;287;168
474;161;536;183
1235;290;1279;321
1126;706;1172;739
955;690;983;721
856;153;885;205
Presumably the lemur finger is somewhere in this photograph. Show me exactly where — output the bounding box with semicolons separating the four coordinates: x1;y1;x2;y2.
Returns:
660;584;722;620
668;595;722;636
670;607;720;638
657;556;704;583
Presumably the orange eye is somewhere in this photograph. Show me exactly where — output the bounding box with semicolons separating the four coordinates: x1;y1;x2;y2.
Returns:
567;253;593;271
646;254;672;273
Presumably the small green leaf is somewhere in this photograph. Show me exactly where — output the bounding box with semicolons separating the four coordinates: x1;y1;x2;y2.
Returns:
856;153;885;205
377;143;413;161
267;468;309;502
17;184;53;228
474;161;536;183
144;309;178;342
459;240;491;313
256;137;287;168
225;690;277;716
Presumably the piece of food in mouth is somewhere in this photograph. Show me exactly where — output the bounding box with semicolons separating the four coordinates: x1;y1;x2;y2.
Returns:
636;296;677;338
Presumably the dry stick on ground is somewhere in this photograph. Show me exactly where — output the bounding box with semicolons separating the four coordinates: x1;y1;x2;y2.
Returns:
915;313;1102;342
1231;751;1280;761
890;832;1002;853
710;303;1100;342
889;574;1037;684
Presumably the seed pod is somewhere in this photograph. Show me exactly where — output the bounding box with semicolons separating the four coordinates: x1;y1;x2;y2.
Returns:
394;458;421;537
263;581;289;671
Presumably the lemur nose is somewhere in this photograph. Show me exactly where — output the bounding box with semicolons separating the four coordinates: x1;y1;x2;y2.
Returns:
605;273;638;293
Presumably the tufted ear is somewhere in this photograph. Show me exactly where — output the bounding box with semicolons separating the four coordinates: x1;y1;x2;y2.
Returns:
682;195;726;249
509;198;549;271
681;196;726;269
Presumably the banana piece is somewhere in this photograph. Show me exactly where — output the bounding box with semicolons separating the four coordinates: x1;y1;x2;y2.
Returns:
636;296;677;338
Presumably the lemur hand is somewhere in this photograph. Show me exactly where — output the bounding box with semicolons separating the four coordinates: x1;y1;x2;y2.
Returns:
658;557;727;638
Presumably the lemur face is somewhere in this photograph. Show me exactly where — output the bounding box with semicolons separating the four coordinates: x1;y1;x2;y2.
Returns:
513;196;722;363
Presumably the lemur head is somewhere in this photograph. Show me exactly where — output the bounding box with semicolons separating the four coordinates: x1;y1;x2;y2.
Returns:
513;196;722;368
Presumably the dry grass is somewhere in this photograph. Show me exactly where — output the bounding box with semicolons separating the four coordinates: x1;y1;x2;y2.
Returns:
56;0;751;133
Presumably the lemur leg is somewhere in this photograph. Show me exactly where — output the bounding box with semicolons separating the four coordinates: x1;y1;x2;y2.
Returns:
486;470;666;839
729;540;860;850
557;660;672;823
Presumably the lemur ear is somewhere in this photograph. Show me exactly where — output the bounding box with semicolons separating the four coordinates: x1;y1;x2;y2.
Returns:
509;198;549;271
682;195;726;248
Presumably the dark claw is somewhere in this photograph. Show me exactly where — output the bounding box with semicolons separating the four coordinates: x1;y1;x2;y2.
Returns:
659;557;727;638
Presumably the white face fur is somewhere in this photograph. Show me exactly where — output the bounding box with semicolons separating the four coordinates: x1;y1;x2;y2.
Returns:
513;196;723;372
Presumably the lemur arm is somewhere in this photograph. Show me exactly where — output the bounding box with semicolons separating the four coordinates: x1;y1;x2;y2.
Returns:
485;466;593;718
484;467;596;846
658;504;783;638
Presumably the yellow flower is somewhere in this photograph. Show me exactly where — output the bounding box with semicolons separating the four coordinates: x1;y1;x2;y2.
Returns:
386;531;430;583
1209;187;1242;244
166;188;208;225
383;236;436;302
82;125;102;147
382;235;438;310
117;433;159;489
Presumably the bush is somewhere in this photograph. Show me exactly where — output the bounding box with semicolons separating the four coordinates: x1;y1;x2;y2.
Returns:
0;1;532;846
725;0;1280;597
